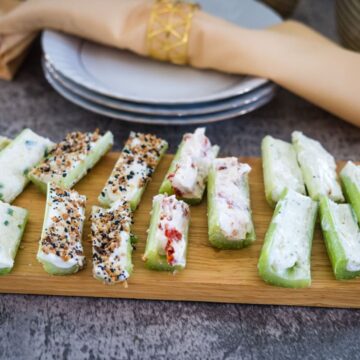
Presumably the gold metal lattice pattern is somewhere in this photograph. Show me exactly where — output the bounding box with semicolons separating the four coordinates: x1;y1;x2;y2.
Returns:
147;0;199;65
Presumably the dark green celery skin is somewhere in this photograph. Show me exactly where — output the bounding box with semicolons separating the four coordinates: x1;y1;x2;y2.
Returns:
341;173;360;224
319;196;360;280
258;190;317;288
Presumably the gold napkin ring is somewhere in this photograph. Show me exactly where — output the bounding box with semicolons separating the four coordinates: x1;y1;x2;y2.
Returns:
147;0;199;65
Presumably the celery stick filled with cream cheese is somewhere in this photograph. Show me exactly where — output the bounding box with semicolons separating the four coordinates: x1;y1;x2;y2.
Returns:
292;131;344;202
159;128;219;204
29;130;113;193
207;158;256;249
91;201;134;285
37;183;86;275
320;196;360;280
0;128;54;203
258;189;318;288
98;132;168;211
340;161;360;223
143;194;190;271
261;135;305;207
0;201;28;275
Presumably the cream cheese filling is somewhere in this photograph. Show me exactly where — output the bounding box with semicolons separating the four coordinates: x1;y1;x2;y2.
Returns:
40;186;85;268
327;202;360;272
292;131;343;201
264;136;304;201
154;194;189;267
0;202;27;269
214;158;252;240
170;128;216;197
105;160;148;203
0;129;53;202
268;190;315;278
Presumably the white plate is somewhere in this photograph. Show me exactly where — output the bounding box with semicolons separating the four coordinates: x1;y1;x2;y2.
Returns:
42;0;281;105
44;62;275;125
44;58;277;117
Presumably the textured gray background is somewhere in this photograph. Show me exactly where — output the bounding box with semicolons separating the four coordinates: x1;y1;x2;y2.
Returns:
1;0;360;359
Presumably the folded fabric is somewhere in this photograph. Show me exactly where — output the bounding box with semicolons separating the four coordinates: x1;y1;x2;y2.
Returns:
0;0;360;127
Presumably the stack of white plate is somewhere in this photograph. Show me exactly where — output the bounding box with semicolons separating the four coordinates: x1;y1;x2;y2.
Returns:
42;0;281;125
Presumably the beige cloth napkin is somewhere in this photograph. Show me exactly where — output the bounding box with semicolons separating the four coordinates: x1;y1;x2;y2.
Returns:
1;0;360;127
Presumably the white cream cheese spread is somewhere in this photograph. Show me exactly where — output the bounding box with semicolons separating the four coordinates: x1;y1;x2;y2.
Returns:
0;201;27;270
0;129;53;203
167;128;217;198
213;157;252;240
100;132;167;205
38;184;86;270
153;194;190;267
30;130;106;185
91;201;133;284
268;190;315;278
292;131;344;202
326;202;360;272
263;135;305;202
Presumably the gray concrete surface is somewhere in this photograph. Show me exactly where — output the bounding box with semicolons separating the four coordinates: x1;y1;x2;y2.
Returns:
1;0;360;359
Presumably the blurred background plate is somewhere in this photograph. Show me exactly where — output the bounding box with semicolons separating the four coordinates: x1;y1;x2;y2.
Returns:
44;59;277;117
42;0;281;105
43;60;276;125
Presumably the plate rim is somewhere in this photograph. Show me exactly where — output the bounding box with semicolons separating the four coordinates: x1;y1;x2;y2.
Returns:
42;34;269;105
44;61;275;125
44;58;276;116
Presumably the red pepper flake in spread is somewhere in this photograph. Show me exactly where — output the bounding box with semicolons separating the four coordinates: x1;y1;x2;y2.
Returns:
213;158;253;241
158;195;189;266
162;128;218;201
99;132;167;206
143;194;190;271
91;202;133;284
164;225;182;265
173;187;183;198
30;130;102;182
40;183;86;268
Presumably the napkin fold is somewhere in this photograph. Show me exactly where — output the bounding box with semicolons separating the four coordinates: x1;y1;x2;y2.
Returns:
1;0;360;127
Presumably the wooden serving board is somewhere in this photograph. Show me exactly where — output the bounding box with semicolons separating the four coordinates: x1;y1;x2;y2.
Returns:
1;153;359;308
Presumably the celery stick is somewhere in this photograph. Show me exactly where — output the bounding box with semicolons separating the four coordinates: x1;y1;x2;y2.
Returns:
207;157;256;249
261;135;305;207
98;132;168;211
0;201;28;275
0;128;54;203
319;196;360;280
37;183;86;275
258;189;318;288
292;131;344;202
91;201;134;285
340;161;360;223
143;194;190;272
159;128;219;204
29;130;113;193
